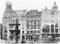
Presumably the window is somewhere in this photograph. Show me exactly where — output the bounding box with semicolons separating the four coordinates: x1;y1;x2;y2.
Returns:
27;31;29;34
22;31;24;34
55;24;58;28
42;28;49;33
4;30;7;33
42;24;49;33
51;24;54;33
38;31;40;33
4;34;7;37
31;31;33;33
34;31;36;33
27;22;29;29
55;29;58;33
4;27;7;29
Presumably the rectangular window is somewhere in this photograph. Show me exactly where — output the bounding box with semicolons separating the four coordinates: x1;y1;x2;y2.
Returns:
22;31;24;34
31;31;33;33
27;22;29;29
26;35;30;39
4;30;7;33
4;34;7;37
34;31;36;33
27;31;29;34
31;26;33;29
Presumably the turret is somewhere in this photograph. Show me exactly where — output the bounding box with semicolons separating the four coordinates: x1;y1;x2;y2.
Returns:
5;1;12;11
52;2;58;11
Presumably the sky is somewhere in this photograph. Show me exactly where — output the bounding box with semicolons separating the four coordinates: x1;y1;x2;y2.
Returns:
0;0;60;23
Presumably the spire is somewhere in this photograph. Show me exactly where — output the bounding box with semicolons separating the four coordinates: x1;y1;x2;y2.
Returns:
52;2;58;11
5;1;12;11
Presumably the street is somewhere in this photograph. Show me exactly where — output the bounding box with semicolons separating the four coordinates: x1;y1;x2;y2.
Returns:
0;39;60;44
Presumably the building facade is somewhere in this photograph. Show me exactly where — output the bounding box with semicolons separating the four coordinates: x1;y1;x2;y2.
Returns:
41;2;60;38
25;10;41;40
2;2;60;42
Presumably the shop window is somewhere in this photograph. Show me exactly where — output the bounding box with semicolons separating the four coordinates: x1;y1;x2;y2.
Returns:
34;21;36;29
31;26;33;29
42;28;49;33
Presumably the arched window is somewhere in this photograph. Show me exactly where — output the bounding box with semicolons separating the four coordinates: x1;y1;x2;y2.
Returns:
51;24;54;27
42;24;49;33
27;22;29;29
51;24;54;33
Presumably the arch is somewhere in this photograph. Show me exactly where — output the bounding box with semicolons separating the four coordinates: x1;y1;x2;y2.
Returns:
43;24;49;28
51;24;54;33
51;24;54;27
42;24;50;33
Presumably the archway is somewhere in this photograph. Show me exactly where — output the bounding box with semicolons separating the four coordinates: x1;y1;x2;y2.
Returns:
51;24;54;33
42;24;50;33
